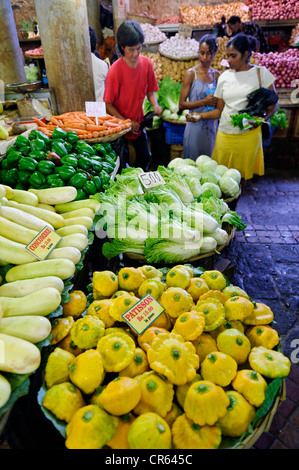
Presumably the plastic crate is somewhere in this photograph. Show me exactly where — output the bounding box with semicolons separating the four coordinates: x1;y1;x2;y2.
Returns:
163;121;185;145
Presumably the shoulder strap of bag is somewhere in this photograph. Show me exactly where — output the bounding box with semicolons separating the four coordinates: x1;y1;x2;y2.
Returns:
257;66;262;87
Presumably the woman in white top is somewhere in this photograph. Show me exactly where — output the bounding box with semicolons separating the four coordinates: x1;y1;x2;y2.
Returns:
194;34;278;180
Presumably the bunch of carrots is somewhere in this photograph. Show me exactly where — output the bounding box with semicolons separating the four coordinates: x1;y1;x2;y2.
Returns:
33;111;131;140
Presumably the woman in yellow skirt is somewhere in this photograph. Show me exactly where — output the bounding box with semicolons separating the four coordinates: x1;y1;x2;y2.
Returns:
194;34;278;180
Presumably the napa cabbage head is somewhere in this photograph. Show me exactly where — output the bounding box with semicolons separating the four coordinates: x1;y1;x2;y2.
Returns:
183;175;202;197
196;155;218;173
201;182;222;198
200;171;220;185
143;238;201;264
223;168;241;184
178;164;202;180
215;164;228;176
219;175;239;197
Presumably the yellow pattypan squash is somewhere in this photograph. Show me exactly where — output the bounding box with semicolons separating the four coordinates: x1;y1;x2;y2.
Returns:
119;347;149;377
96;331;136;372
65;404;118;449
224;295;254;321
42;382;85;423
216;328;251;364
151;311;172;330
172;310;205;341
184;380;230;426
70;315;105;349
164;402;183;429
243;302;274;325
106;413;135;449
166;266;191;289
195;298;225;331
248;346;291;379
246;325;280;349
218;390;256;438
134;370;174;417
186;277;210;301
137;265;163;279
199;289;227;305
191;332;218;363
69;349;104;395
147;332;199;386
87;299;115;327
200;270;227;291
111;290;135;298
44;347;75;388
138;278;165;300
175;264;194;277
92;270;118;298
118;267;146;293
175;373;202;409
138;326;169;352
62;290;87;318
222;285;249;300
108;294;140;323
232;369;268;407
127;412;171;449
201;351;238;387
209;319;245;339
58;333;83;357
172;413;222;449
159;287;194;319
50;316;74;345
97;376;142;416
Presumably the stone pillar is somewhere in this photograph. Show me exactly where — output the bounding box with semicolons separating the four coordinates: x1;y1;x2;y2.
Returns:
34;0;95;114
0;0;27;86
86;0;102;43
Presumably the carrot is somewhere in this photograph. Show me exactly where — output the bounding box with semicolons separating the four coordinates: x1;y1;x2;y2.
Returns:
85;124;107;132
64;128;90;135
32;117;47;127
50;116;61;126
104;121;121;128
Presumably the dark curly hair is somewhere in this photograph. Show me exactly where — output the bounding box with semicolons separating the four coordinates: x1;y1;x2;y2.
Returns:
117;20;144;55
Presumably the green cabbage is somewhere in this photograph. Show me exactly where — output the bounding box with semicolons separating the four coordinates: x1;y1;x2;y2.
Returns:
223;168;241;185
178;164;202;179
200;171;220;185
201;182;222;198
196;155;218;173
215;164;228;176
219;175;239;197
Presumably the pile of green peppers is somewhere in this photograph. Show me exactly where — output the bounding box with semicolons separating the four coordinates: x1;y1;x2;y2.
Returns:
0;127;118;200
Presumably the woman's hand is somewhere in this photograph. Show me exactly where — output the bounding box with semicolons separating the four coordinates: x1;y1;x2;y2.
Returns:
131;120;140;134
203;94;217;107
186;113;202;122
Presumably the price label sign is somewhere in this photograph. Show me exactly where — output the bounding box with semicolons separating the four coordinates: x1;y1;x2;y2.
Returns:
178;24;192;38
138;171;165;189
85;101;106;125
121;294;165;335
25;226;62;261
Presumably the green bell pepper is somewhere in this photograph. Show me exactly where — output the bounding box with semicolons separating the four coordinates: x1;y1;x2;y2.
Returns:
52;127;67;140
30;138;46;152
105;150;118;162
29;129;51;146
93;143;107;157
19;156;38;172
18;170;31;185
60;156;78;168
55;165;76;181
28;151;46;161
46;151;61;165
15;134;30;148
69;172;88;189
102;142;113;153
47;174;65;187
66;131;79;145
82;179;96;195
75;141;95;156
78;156;92;171
29;171;46;188
92;175;102;192
18;145;30;156
90;159;103;173
6;150;23;166
1;159;12;170
99;170;111;186
4;168;18;186
51;141;68;157
74;189;87;201
37;160;56;175
101;161;115;174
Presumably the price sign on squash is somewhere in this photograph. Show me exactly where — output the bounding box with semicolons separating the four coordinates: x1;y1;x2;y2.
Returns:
26;226;62;261
138;171;165;189
121;294;165;335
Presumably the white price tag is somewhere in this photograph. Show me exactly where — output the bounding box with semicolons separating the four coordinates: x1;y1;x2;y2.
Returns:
85;101;106;125
178;24;192;38
138;171;165;189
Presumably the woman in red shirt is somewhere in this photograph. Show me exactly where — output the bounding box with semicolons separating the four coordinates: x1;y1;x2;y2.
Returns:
104;21;162;171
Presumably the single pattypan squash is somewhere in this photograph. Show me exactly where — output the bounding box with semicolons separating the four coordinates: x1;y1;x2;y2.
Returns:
62;290;87;318
191;333;218;363
50;316;74;345
127;412;171;449
96;331;136;372
160;287;194;319
65;404;118;449
216;328;251;364
175;373;202;409
90;384;106;408
87;299;115;327
97;376;142;415
92;270;118;298
118;267;146;294
164;402;183;428
243;302;274;325
172;310;205;341
195;298;225;331
58;333;83;357
44;347;75;388
186;277;209;301
134;370;174;417
232;369;268;407
209;319;245;339
246;325;280;349
201;351;238;387
42;382;85;423
69;349;104;395
138;278;165;300
119;347;149;377
184;380;230;426
222;285;249;300
218;391;256;438
111;290;135;299
224;295;254;321
151;311;172;330
199;289;227;305
104;326;135;342
108;294;140;323
248;346;291;379
200;270;227;291
172;413;222;449
138;326;169;352
137;265;163;280
70;315;105;349
166;266;191;289
147;332;199;386
106;413;135;449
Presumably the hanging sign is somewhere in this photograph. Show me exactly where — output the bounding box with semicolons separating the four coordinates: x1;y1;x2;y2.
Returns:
25;226;62;261
121;294;165;335
138;171;165;190
85;101;107;125
118;0;129;18
178;24;193;38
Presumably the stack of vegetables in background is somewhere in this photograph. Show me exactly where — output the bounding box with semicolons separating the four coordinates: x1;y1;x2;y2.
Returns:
252;49;299;88
37;265;290;449
246;0;298;20
179;3;251;25
94;156;245;264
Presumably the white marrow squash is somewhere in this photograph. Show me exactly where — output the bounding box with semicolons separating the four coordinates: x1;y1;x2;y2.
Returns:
0;315;51;343
5;258;76;282
28;186;77;205
0;287;61;317
0;333;41;374
0;276;64;297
